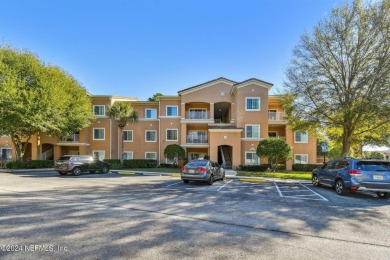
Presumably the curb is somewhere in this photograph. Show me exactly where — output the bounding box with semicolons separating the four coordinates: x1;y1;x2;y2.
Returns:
0;168;55;173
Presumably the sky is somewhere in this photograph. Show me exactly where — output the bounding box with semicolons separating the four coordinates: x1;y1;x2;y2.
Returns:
1;0;346;101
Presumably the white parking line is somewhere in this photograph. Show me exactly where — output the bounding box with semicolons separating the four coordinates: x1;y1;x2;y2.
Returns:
299;183;329;201
165;181;182;188
217;180;233;191
274;182;283;197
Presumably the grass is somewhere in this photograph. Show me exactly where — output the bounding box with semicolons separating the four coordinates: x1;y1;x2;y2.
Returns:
239;178;267;183
237;171;312;180
119;167;182;173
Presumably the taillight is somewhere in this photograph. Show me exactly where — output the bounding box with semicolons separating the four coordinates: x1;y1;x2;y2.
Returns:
181;167;187;172
197;167;207;173
348;170;361;175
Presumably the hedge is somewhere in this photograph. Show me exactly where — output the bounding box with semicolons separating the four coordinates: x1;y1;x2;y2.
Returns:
123;159;158;168
239;165;269;172
292;164;320;172
103;159;123;169
6;160;54;169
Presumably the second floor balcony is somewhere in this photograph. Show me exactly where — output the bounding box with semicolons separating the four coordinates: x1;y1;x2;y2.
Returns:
268;112;287;124
60;133;80;142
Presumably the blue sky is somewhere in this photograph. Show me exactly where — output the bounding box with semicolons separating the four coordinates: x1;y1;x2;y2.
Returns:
1;0;344;100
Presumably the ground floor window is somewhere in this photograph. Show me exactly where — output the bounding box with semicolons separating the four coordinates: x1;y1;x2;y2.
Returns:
93;150;105;161
294;154;308;164
123;151;133;160
145;152;156;160
245;152;260;165
1;148;12;160
188;153;207;161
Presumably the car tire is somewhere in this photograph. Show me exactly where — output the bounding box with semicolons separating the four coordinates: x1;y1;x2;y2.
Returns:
222;173;226;181
207;175;214;185
183;179;189;184
72;167;82;176
312;175;320;187
58;172;67;176
101;166;109;174
377;192;389;199
335;179;348;196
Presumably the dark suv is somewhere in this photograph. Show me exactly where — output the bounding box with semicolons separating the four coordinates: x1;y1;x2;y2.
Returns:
312;158;390;198
54;155;110;176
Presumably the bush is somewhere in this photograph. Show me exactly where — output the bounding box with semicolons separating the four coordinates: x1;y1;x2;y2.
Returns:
123;159;158;168
293;164;320;172
103;159;123;169
159;163;179;168
6;160;54;169
239;165;269;172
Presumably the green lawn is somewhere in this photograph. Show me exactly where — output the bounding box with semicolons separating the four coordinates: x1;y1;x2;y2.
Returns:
119;167;182;173
237;171;312;180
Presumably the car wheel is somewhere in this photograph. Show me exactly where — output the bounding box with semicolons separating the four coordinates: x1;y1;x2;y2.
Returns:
312;175;320;187
58;172;67;176
222;173;226;181
377;192;389;199
183;180;189;184
101;166;109;174
72;167;82;176
335;179;348;196
207;175;214;185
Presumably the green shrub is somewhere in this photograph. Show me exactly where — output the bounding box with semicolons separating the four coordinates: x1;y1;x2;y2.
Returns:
103;159;123;169
123;159;158;168
239;165;269;172
292;164;320;172
5;160;54;169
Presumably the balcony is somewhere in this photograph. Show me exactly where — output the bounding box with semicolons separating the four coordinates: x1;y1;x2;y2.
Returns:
61;134;80;142
182;132;209;148
268;112;287;124
181;111;214;124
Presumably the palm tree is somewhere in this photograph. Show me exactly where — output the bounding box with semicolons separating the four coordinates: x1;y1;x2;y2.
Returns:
107;102;138;163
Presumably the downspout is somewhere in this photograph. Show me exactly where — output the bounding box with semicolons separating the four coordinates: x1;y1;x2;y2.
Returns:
110;117;112;159
158;99;161;164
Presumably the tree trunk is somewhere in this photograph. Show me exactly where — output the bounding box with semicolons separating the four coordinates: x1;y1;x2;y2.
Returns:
11;133;32;162
36;132;42;160
341;127;353;158
357;142;364;158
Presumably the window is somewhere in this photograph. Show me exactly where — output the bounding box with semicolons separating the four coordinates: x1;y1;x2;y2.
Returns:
166;106;178;116
188;153;207;161
93;128;105;140
145;109;157;119
294;154;308;164
189;109;207;119
123;130;133;142
145;130;157;142
145;152;156;159
245;125;260;139
245;152;260;165
268;132;278;138
246;97;260;111
93;150;105;161
166;129;178;141
294;131;308;143
1;148;12;160
93;105;105;116
123;152;133;160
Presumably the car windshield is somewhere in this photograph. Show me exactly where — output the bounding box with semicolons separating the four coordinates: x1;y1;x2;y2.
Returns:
186;161;208;167
356;161;390;171
58;156;72;161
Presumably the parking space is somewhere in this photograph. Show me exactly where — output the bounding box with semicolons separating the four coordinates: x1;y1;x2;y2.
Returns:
157;178;330;201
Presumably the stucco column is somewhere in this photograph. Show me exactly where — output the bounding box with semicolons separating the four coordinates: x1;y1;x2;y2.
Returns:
181;123;187;144
210;103;214;120
181;103;186;119
230;103;235;124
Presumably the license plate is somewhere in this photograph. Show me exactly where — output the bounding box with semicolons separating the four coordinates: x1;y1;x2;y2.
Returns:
189;170;195;173
373;175;383;180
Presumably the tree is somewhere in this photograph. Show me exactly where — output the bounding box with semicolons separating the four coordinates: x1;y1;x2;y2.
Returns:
283;0;390;158
147;93;163;101
0;46;93;161
164;144;185;166
107;102;138;163
363;151;385;160
256;138;292;172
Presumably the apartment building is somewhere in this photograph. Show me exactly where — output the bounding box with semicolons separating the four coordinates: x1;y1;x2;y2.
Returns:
0;77;317;170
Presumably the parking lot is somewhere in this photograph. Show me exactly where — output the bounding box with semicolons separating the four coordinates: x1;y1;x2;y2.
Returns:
1;170;389;259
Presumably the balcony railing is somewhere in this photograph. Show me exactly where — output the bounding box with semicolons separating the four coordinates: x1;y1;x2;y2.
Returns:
61;134;80;142
185;111;209;120
186;134;208;144
268;112;286;121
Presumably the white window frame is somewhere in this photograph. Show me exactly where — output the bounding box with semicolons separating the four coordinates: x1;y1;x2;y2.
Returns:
145;109;157;119
123;130;133;142
123;151;133;160
189;108;207;119
166;129;178;141
1;147;12;160
294;131;308;143
93;150;105;161
245;124;260;139
245;152;260;165
93;105;106;116
294;154;308;164
268;131;278;138
93;128;105;140
145;130;157;142
188;153;207;161
166;106;178;117
145;152;157;159
245;97;260;111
